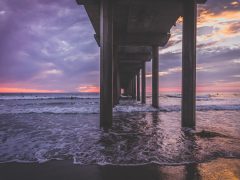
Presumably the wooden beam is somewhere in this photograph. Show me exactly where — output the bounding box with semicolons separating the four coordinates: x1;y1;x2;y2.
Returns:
119;67;142;74
119;33;170;46
77;0;204;5
119;53;152;62
100;0;113;128
196;0;207;4
120;61;145;64
152;46;159;108
141;63;146;104
119;46;152;54
94;34;100;47
116;0;205;5
83;3;100;35
182;0;197;128
76;0;98;5
119;63;143;68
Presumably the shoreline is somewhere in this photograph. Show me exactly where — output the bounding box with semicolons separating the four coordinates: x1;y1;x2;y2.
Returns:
0;158;240;180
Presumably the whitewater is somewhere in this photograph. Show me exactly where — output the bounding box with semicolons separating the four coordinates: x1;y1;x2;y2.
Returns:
0;92;239;165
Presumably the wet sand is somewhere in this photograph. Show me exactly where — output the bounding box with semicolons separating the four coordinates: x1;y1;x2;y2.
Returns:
0;158;239;180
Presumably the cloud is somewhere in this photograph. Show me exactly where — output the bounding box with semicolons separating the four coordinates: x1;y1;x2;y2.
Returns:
232;59;240;64
76;85;99;92
0;0;101;92
197;81;240;92
220;21;240;35
146;67;182;78
0;0;239;92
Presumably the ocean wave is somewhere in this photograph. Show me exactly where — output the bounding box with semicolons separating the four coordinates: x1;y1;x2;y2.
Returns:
166;94;214;101
0;143;239;166
0;106;100;114
0;109;240;166
165;94;182;98
0;95;99;100
0;104;239;114
1;155;239;166
160;104;240;112
197;104;240;111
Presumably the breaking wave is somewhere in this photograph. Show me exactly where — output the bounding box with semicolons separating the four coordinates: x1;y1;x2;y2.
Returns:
0;93;240;165
0;94;99;100
0;104;239;114
0;112;240;165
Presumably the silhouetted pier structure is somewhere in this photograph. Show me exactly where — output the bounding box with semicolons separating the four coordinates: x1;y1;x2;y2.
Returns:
77;0;207;128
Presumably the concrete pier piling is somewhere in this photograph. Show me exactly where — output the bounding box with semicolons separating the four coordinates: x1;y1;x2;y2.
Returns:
152;46;159;108
77;0;207;128
141;63;146;104
182;0;197;128
137;71;140;101
99;0;113;128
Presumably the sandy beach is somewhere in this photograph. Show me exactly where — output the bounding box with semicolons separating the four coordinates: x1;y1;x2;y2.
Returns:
0;158;240;180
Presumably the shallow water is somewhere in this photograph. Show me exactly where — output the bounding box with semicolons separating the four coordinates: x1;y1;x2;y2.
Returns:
0;93;239;165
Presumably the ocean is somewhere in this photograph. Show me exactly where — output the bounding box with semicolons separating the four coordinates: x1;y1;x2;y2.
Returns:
0;92;239;165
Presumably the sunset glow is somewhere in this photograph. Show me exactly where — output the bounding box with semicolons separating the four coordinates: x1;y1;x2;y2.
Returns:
0;0;239;93
0;87;63;93
76;85;100;93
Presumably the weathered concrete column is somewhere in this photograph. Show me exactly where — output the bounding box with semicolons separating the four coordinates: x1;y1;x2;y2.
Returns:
134;75;137;99
113;54;119;106
152;46;159;108
182;0;197;128
141;63;146;104
100;0;113;128
127;79;132;96
132;76;136;99
113;8;119;107
137;71;140;101
117;70;121;102
131;78;134;98
123;88;127;96
113;51;118;106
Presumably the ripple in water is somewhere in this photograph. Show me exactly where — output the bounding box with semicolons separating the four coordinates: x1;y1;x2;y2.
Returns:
0;110;240;165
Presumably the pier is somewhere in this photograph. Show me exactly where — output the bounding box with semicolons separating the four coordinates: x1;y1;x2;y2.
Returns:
77;0;207;128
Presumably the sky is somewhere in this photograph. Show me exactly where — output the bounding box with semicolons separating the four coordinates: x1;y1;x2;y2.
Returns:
0;0;239;93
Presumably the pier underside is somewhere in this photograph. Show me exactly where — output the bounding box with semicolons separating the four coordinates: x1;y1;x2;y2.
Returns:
77;0;207;128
